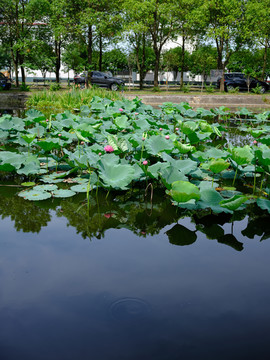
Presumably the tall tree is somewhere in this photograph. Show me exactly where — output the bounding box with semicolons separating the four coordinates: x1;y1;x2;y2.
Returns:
246;0;270;80
124;0;193;88
195;0;246;91
0;0;49;86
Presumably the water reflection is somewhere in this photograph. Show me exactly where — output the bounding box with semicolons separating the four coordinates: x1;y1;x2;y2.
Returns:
0;185;269;249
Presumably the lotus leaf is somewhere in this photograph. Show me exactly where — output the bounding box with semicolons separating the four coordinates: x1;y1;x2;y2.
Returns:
181;121;198;135
18;189;52;201
98;161;135;190
52;189;76;198
257;198;270;213
145;135;174;155
219;194;247;211
167;181;200;203
209;159;230;174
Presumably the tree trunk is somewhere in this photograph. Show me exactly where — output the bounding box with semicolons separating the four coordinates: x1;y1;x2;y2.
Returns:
20;66;26;84
86;25;93;88
99;34;102;72
139;35;146;90
262;37;268;80
180;36;185;89
55;40;61;83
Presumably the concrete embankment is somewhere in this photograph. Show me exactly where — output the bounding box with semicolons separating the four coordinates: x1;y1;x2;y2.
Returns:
0;93;28;109
124;94;270;112
1;92;270;112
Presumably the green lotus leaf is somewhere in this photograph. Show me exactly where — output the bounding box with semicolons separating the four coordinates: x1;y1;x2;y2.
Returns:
145;135;174;155
18;189;52;201
115;115;128;129
98;161;135;190
160;166;188;189
0;152;24;170
52;189;76;198
219;195;248;211
174;159;198;175
21;134;36;144
133;118;151;131
33;184;58;192
231;145;254;165
259;135;270;146
37;139;62;152
146;162;170;179
209;159;230;174
181;121;198;135
70;184;95;192
198;188;232;214
25;109;45;121
205;147;229;159
257;198;270;213
255;145;270;167
167;181;200;203
174;141;195;154
21;182;36;187
199;121;213;133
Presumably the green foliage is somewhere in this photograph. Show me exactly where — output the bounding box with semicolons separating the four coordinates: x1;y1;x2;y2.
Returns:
1;97;270;214
20;83;30;92
49;83;61;91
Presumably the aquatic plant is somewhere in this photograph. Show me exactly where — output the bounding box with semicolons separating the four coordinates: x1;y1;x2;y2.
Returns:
0;97;270;215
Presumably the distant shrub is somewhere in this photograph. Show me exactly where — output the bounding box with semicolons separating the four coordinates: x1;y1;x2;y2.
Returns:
49;83;61;91
20;83;30;92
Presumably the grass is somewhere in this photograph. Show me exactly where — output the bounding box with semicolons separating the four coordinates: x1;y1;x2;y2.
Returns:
26;87;125;114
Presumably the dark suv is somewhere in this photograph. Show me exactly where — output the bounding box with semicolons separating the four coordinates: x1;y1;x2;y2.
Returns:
0;72;12;90
217;73;269;93
74;71;124;91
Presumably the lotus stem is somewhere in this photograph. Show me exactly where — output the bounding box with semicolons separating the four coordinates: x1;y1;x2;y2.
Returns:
232;167;238;186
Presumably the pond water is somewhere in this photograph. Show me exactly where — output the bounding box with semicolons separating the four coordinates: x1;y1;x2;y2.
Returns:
0;187;270;360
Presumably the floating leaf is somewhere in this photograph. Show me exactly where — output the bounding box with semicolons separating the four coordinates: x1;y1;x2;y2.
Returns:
52;189;76;198
18;189;51;201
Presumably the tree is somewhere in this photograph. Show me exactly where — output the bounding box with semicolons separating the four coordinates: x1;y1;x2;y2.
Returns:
0;0;50;86
195;0;247;91
189;45;217;89
124;0;191;88
245;0;270;80
162;47;190;81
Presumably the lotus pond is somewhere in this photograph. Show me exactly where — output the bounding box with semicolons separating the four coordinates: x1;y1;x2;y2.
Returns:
1;98;270;359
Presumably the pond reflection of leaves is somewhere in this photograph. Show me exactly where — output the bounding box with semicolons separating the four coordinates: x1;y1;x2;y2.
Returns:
0;186;269;248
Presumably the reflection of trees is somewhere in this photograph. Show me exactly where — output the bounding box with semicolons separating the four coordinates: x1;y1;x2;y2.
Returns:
57;189;180;240
0;187;51;233
1;184;270;249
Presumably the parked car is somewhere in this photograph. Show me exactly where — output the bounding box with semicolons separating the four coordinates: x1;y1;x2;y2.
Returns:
217;72;269;93
74;71;124;91
0;72;12;90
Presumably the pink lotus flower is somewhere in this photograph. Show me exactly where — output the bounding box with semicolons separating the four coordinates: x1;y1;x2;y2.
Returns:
159;128;162;131
165;135;170;139
119;108;124;112
175;127;179;131
80;141;84;145
46;119;49;122
58;133;62;137
104;145;114;153
104;213;114;218
143;160;148;165
253;140;257;145
98;152;102;156
135;112;139;115
142;137;145;141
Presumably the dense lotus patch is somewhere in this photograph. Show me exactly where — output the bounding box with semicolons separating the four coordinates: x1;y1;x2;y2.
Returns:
0;97;270;215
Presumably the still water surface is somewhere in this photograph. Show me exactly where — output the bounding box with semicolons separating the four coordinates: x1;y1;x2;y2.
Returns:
0;189;270;360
